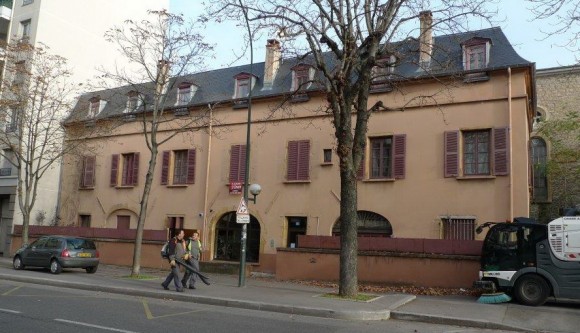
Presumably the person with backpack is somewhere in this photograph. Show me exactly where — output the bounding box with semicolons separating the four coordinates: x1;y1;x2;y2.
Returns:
161;229;187;292
181;231;202;289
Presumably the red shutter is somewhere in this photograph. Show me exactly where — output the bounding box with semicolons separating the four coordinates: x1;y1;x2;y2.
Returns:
83;156;96;188
186;149;196;184
393;134;406;179
161;151;170;185
287;141;298;180
494;127;509;175
444;131;459;178
132;152;139;186
229;145;246;182
297;140;310;180
110;154;119;186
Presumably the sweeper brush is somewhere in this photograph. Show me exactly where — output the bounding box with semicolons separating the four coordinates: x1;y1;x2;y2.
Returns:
477;292;511;304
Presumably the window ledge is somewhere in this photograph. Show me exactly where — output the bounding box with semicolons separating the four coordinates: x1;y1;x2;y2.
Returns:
167;184;188;188
115;185;135;189
78;187;95;190
284;180;311;184
362;178;395;182
463;72;489;83
456;175;496;180
320;162;333;166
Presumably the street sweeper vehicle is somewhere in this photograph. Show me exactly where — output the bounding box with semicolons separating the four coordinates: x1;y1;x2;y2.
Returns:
474;215;580;306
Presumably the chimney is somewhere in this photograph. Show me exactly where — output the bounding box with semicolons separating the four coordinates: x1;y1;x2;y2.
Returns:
419;10;433;66
263;39;281;90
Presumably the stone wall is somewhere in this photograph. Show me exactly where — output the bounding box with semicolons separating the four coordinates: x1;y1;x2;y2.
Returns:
532;66;580;222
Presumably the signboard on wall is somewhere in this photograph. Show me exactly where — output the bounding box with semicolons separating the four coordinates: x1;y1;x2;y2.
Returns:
229;182;242;194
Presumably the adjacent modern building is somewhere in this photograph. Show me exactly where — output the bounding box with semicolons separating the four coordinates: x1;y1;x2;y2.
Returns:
59;15;536;274
0;0;169;256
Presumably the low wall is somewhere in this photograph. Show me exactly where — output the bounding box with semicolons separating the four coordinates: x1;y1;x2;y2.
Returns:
276;248;480;288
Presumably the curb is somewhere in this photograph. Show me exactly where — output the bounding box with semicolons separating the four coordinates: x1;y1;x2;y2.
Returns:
0;273;390;320
390;311;536;333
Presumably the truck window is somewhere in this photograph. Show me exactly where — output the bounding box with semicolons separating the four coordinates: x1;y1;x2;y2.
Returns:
482;225;520;271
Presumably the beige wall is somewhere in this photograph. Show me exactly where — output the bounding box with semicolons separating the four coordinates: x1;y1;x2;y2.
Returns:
60;68;533;272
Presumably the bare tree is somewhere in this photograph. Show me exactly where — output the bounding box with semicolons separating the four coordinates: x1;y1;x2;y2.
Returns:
101;10;213;276
207;0;492;296
0;42;79;245
528;0;580;57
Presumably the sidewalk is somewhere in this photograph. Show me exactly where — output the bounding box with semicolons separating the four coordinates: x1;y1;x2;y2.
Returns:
0;257;578;332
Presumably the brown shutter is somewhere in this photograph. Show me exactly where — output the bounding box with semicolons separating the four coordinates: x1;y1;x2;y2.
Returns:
161;151;170;185
393;134;406;179
83;156;96;188
287;141;298;180
229;145;246;182
494;127;509;175
444;131;459;178
110;154;119;186
132;152;139;186
186;149;196;184
297;140;310;180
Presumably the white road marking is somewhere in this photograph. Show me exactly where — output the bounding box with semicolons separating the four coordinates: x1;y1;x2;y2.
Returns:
54;319;140;333
0;308;21;314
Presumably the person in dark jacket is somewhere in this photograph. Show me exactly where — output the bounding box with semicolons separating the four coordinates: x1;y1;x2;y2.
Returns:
181;231;202;289
161;229;186;292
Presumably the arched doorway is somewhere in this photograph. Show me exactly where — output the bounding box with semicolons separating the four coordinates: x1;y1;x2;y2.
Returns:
214;212;260;262
332;210;393;237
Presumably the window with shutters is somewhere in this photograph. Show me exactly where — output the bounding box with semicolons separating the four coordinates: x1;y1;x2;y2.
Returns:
160;149;196;186
366;134;406;180
80;155;96;189
287;140;310;181
444;128;509;178
110;153;139;187
229;145;247;183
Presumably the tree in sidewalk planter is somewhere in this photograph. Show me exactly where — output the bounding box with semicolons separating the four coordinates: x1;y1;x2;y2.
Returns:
101;10;214;277
206;0;493;297
0;42;82;245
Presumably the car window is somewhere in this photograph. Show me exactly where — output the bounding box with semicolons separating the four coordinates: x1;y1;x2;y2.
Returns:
45;238;62;250
30;238;48;249
66;239;96;250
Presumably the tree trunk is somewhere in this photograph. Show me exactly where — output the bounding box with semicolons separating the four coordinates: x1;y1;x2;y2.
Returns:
131;148;157;276
21;212;30;245
338;156;358;296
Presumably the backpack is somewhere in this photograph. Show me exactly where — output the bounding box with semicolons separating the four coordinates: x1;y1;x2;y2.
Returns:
160;240;170;259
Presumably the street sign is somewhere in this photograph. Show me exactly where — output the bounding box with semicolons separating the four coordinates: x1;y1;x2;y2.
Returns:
237;197;248;214
236;214;250;224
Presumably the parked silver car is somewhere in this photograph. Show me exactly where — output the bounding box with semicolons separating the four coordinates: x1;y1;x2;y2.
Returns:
13;236;99;274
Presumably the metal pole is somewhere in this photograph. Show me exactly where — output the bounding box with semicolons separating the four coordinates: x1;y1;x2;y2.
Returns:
238;1;253;288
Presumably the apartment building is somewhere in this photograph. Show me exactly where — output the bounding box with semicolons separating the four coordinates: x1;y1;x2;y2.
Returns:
0;0;168;256
59;22;535;273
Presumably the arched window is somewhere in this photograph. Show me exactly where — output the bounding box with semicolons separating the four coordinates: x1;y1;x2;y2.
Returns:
332;211;393;237
531;137;548;202
214;212;260;262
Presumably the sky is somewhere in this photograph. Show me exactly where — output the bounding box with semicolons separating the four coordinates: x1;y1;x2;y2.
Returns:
168;0;578;70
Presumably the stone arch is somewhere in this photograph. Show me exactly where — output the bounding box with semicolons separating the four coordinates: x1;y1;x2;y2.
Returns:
332;210;393;237
213;211;261;263
106;208;139;229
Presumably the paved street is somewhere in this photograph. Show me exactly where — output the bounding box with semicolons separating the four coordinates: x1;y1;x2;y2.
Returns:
0;281;518;333
0;257;579;332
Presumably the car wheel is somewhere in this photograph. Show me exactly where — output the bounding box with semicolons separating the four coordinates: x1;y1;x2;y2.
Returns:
50;259;62;274
13;256;24;270
85;266;98;274
514;274;550;306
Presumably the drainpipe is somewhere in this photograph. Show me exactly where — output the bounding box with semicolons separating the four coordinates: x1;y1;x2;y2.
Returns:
508;67;514;221
201;104;213;260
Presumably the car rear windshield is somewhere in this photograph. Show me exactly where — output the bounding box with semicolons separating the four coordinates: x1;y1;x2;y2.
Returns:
66;239;96;250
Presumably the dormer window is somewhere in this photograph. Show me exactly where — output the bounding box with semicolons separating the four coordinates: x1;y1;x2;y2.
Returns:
88;97;105;118
236;77;250;98
125;91;141;113
176;82;194;106
462;37;492;71
370;54;396;93
291;64;313;91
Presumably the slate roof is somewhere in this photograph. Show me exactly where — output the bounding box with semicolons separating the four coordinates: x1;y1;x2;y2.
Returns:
66;27;532;122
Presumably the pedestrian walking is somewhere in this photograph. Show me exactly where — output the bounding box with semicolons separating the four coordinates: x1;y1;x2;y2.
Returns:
182;231;202;289
161;229;186;292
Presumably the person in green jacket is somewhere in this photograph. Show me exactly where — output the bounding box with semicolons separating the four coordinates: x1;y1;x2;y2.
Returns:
181;231;202;289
